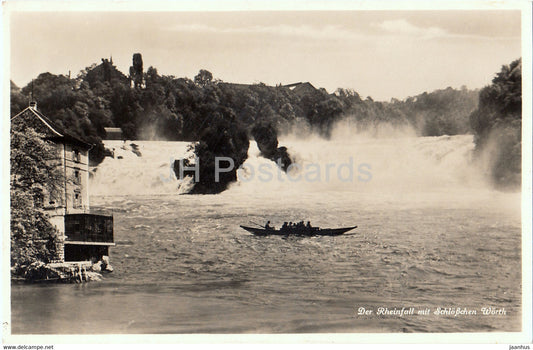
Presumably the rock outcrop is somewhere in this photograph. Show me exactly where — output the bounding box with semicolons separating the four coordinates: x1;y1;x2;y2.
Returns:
174;118;249;194
11;256;113;283
251;122;292;171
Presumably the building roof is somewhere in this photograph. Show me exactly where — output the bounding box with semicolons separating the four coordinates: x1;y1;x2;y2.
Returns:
11;106;93;149
283;82;316;90
283;82;306;88
282;82;318;97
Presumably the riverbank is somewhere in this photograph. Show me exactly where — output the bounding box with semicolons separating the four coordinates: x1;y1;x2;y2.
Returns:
11;258;113;284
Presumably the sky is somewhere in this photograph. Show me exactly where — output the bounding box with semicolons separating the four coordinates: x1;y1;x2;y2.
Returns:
8;8;522;101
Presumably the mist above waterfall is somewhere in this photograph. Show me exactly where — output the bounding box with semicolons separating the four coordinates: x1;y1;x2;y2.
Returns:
230;131;484;196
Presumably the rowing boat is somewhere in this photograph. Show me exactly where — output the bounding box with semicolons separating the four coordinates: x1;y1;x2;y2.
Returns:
239;225;357;237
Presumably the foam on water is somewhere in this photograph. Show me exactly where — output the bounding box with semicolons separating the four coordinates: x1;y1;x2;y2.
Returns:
90;140;192;196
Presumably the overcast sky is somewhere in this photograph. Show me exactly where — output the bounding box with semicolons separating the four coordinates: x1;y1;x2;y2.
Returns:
9;9;521;101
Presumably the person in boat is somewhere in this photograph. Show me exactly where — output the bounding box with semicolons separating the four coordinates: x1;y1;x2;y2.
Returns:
306;221;311;228
281;222;288;232
265;221;273;230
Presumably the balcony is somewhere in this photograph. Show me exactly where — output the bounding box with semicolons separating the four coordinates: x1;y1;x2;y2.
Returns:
64;213;114;245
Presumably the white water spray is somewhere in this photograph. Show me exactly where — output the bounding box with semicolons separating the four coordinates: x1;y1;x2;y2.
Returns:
90;132;487;198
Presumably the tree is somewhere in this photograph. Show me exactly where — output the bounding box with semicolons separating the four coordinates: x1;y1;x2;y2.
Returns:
10;122;63;267
130;53;144;88
10;81;27;116
174;112;249;194
469;58;522;188
194;69;213;87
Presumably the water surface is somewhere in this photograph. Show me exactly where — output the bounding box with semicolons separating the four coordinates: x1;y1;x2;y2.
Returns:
11;136;522;334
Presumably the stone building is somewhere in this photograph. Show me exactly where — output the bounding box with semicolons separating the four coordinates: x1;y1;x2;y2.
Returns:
11;102;114;262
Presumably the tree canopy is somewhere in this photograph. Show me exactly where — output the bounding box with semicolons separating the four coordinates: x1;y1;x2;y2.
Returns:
469;58;521;188
10;122;62;267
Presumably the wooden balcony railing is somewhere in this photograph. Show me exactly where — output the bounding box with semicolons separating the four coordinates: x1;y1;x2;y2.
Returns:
64;213;114;244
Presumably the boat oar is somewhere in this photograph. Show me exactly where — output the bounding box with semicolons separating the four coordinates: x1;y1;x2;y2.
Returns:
249;221;265;228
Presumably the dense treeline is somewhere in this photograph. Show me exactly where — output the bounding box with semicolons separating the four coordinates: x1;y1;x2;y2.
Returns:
470;58;521;189
11;53;480;167
321;86;479;136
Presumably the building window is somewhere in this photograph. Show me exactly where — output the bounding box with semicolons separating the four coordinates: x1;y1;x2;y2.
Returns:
73;149;81;163
74;191;82;208
74;168;81;184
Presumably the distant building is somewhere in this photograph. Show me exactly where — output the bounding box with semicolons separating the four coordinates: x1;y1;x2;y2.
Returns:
11;102;114;262
84;56;129;88
104;127;123;140
283;82;318;97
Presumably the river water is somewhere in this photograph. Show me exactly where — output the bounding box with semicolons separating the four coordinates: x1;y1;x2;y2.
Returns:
11;132;522;334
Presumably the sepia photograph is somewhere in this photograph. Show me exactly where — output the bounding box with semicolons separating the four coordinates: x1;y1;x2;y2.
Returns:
2;0;532;346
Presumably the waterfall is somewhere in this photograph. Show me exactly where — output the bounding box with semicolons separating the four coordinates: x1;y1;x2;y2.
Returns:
90;134;486;198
